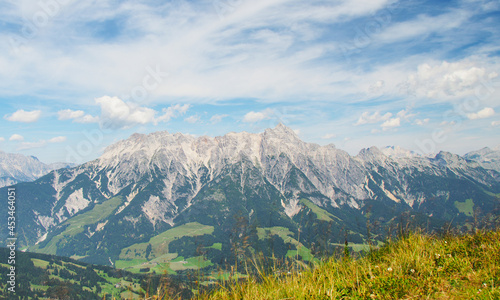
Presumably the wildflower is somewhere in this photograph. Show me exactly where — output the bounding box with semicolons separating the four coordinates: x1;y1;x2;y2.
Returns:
435;254;441;259
410;269;415;274
444;241;447;244
387;267;393;272
483;283;487;288
374;265;380;269
447;254;452;258
370;294;376;299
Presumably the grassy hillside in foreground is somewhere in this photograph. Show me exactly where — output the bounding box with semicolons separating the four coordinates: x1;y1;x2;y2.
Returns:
199;230;500;300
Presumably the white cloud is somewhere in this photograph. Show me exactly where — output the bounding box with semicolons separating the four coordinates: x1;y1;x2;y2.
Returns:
58;109;85;120
157;104;190;123
321;133;337;139
210;114;228;124
9;134;24;141
48;136;67;143
415;118;430;126
0;137;5;142
492;120;500;126
58;109;99;123
243;108;274;123
397;109;416;120
355;111;392;125
78;115;100;123
184;115;200;124
467;107;495;120
4;110;41;123
402;60;498;100
381;117;401;130
96;96;156;129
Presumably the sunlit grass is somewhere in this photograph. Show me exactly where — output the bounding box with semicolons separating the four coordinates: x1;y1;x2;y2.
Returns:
192;229;500;299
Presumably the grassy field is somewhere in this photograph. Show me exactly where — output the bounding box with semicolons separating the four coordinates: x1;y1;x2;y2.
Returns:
206;243;222;251
299;198;339;222
454;198;475;217
116;222;215;274
197;229;500;299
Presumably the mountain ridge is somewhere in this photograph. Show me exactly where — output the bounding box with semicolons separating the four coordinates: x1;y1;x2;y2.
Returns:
0;151;75;188
1;124;499;269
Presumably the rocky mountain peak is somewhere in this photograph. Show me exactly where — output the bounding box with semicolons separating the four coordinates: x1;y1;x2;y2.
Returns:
264;123;299;139
356;146;384;162
433;151;468;168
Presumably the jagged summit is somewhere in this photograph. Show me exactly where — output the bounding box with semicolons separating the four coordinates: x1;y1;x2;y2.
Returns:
101;124;301;162
265;122;298;136
356;146;384;161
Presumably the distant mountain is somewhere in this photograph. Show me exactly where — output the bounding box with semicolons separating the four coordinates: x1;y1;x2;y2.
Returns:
0;151;75;188
463;147;500;172
1;124;499;271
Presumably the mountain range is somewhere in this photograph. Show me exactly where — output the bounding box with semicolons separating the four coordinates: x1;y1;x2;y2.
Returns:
1;124;499;270
0;151;74;188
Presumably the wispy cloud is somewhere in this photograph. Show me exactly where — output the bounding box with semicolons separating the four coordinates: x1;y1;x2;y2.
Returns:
355;111;392;125
322;133;337;140
157;104;190;123
184;115;200;124
17;136;67;151
376;10;470;43
210;114;228;124
58;109;99;123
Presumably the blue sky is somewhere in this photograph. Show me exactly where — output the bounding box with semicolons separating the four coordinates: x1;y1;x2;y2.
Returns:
1;0;499;163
